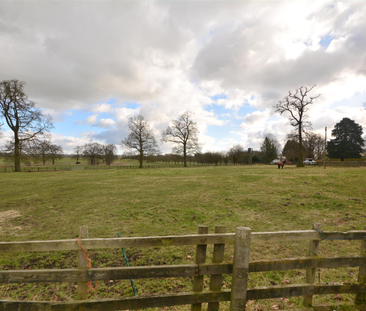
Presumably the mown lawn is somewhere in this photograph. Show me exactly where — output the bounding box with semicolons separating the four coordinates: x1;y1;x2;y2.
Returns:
0;165;365;310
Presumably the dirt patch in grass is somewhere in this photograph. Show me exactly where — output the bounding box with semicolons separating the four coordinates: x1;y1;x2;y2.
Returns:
0;210;22;234
0;210;21;223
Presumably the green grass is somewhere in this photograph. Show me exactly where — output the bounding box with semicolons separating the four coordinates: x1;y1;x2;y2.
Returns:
0;165;365;310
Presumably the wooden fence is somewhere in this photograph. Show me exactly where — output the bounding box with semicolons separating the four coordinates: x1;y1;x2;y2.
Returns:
0;163;234;173
0;225;366;310
325;161;366;167
83;163;234;170
0;166;72;173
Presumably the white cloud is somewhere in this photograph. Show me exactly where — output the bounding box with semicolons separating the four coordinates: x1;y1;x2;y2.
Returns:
115;108;139;122
1;1;366;153
241;110;271;127
317;74;366;107
50;132;97;154
216;89;248;110
90;103;114;113
76;114;117;129
96;118;116;129
84;114;98;125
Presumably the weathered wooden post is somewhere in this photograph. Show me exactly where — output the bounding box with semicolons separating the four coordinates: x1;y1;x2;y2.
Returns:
191;225;208;311
355;227;366;305
230;227;251;311
303;223;321;307
77;225;89;300
208;225;226;311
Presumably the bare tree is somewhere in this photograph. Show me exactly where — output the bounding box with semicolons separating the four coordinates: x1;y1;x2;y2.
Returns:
48;144;63;165
3;139;33;165
304;132;324;159
162;111;200;167
0;80;53;171
227;144;245;165
274;85;320;167
26;135;63;165
32;139;51;165
3;134;62;165
122;115;159;168
195;151;224;165
83;142;104;165
73;145;84;164
104;144;117;165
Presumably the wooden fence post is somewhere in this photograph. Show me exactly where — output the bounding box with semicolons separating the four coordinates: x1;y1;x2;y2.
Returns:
191;225;208;311
208;225;226;311
303;223;321;307
77;225;89;300
355;227;366;305
230;227;251;311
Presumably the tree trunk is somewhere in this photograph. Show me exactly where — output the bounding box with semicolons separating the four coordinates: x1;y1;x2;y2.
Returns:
14;134;21;172
297;124;305;167
183;144;187;167
139;151;143;168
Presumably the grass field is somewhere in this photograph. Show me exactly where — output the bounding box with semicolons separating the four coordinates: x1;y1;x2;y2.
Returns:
0;165;365;310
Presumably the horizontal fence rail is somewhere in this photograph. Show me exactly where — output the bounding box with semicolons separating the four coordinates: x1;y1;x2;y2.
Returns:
1;256;366;284
0;163;250;173
325;161;366;167
0;166;72;173
1;226;366;310
1;230;366;253
2;286;366;311
82;163;247;170
2;161;365;173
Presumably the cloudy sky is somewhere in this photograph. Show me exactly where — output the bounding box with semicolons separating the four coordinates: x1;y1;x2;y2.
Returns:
1;0;366;154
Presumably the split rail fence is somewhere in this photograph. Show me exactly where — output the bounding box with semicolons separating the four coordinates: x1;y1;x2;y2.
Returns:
0;225;366;310
1;166;72;173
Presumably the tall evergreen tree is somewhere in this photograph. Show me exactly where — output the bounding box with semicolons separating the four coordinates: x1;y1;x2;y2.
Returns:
260;135;278;164
282;139;300;162
327;118;364;161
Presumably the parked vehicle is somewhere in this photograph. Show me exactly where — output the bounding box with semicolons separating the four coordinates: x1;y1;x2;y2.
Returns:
270;159;281;164
303;158;317;165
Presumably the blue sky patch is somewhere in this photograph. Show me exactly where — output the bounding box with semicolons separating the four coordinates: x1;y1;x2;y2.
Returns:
124;102;141;109
211;93;228;102
320;33;334;49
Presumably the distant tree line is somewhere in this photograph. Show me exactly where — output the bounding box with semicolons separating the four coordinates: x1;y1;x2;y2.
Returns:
1;80;365;170
2;134;63;166
73;143;118;166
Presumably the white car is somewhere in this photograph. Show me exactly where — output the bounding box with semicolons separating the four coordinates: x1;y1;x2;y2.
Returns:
270;159;281;164
303;158;317;165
